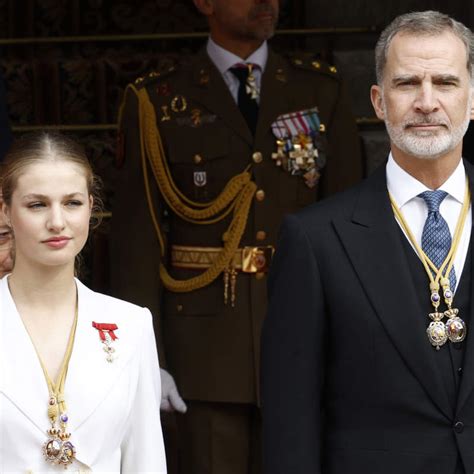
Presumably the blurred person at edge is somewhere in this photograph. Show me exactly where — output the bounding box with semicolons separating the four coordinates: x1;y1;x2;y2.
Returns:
0;192;13;276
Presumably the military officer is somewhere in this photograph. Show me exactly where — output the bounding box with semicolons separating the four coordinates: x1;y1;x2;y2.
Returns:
110;0;362;472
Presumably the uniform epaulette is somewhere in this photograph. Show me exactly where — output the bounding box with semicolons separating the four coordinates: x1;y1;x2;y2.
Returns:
133;62;178;88
288;54;340;80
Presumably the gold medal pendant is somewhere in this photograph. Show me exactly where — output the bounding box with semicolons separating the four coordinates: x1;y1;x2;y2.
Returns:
444;307;467;343
427;311;448;350
43;426;76;466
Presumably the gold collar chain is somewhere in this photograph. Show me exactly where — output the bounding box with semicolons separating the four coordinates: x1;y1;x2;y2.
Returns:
389;178;470;349
22;291;79;467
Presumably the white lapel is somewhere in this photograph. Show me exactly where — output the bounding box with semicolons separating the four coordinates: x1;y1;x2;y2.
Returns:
0;277;138;436
0;275;50;434
66;279;138;432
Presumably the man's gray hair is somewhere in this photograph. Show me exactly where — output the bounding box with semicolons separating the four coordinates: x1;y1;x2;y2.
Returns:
375;10;474;84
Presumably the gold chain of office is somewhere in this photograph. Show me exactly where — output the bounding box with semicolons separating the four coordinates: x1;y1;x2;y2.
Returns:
120;85;257;293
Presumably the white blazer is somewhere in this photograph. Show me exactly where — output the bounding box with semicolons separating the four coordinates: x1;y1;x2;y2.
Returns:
0;276;167;473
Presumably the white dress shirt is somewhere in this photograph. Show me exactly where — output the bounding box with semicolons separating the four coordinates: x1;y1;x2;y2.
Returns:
387;153;472;291
206;37;268;104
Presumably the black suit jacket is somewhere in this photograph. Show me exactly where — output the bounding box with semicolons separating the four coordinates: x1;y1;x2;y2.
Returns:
262;161;474;474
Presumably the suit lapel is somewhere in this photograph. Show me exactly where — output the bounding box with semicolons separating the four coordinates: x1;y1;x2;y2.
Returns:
455;161;474;415
66;280;135;432
333;166;453;420
185;49;293;147
186;49;253;146
0;276;49;433
255;50;292;142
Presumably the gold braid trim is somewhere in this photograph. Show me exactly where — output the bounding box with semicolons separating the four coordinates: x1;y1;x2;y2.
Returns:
159;179;256;292
124;84;257;292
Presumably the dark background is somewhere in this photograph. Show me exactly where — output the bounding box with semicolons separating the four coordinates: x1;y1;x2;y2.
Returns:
1;0;473;289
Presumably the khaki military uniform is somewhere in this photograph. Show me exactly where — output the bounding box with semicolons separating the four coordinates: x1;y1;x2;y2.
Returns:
110;47;362;473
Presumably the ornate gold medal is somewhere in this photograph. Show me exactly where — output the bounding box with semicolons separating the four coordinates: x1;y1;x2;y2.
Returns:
427;312;448;349
43;426;76;466
445;308;467;343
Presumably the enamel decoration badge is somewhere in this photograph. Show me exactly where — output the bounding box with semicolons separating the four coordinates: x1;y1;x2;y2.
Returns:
92;322;119;363
271;107;327;188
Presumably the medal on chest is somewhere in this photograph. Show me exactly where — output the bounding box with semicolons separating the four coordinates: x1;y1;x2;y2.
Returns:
43;397;76;466
271;107;327;188
426;281;467;349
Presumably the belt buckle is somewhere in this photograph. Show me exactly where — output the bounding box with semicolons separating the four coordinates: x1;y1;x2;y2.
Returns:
242;246;274;273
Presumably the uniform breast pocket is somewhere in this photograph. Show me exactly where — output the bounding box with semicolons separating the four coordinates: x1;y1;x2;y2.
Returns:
277;161;320;209
297;179;317;206
165;125;232;202
163;281;222;317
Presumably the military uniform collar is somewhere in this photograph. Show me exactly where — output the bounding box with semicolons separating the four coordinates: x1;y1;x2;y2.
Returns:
206;37;269;74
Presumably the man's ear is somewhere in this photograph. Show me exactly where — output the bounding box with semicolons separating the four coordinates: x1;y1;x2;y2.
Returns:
193;0;214;16
370;85;386;121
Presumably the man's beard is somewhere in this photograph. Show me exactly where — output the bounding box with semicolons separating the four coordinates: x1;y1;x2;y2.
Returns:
222;3;278;43
247;3;278;40
383;97;472;160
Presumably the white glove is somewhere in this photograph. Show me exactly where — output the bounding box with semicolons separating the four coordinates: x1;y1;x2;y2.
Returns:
160;369;187;413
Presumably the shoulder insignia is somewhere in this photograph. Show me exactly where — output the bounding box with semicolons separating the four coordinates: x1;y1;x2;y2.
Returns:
133;62;178;88
288;54;340;80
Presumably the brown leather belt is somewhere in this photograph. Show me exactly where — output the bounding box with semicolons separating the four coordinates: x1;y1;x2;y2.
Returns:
171;244;275;273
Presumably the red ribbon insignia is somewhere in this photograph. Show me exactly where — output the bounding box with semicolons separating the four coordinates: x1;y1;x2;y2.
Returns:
92;322;119;341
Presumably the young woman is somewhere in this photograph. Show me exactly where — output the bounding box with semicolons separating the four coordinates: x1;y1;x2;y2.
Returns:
0;132;167;472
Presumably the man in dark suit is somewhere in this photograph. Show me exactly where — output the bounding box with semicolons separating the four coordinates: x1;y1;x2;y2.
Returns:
262;10;474;474
110;0;361;472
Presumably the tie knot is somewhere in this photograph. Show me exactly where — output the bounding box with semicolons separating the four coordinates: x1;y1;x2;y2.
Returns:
230;63;257;82
419;190;448;212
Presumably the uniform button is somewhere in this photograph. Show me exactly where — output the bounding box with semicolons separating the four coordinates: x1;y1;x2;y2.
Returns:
255;272;265;280
458;367;463;376
256;231;266;241
193;154;203;164
454;421;464;433
255;190;265;201
177;304;183;312
252;151;263;163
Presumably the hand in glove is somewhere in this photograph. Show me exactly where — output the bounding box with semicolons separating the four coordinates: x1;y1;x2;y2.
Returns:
160;368;188;413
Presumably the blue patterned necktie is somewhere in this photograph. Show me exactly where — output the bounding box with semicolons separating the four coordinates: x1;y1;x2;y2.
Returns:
419;190;456;289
